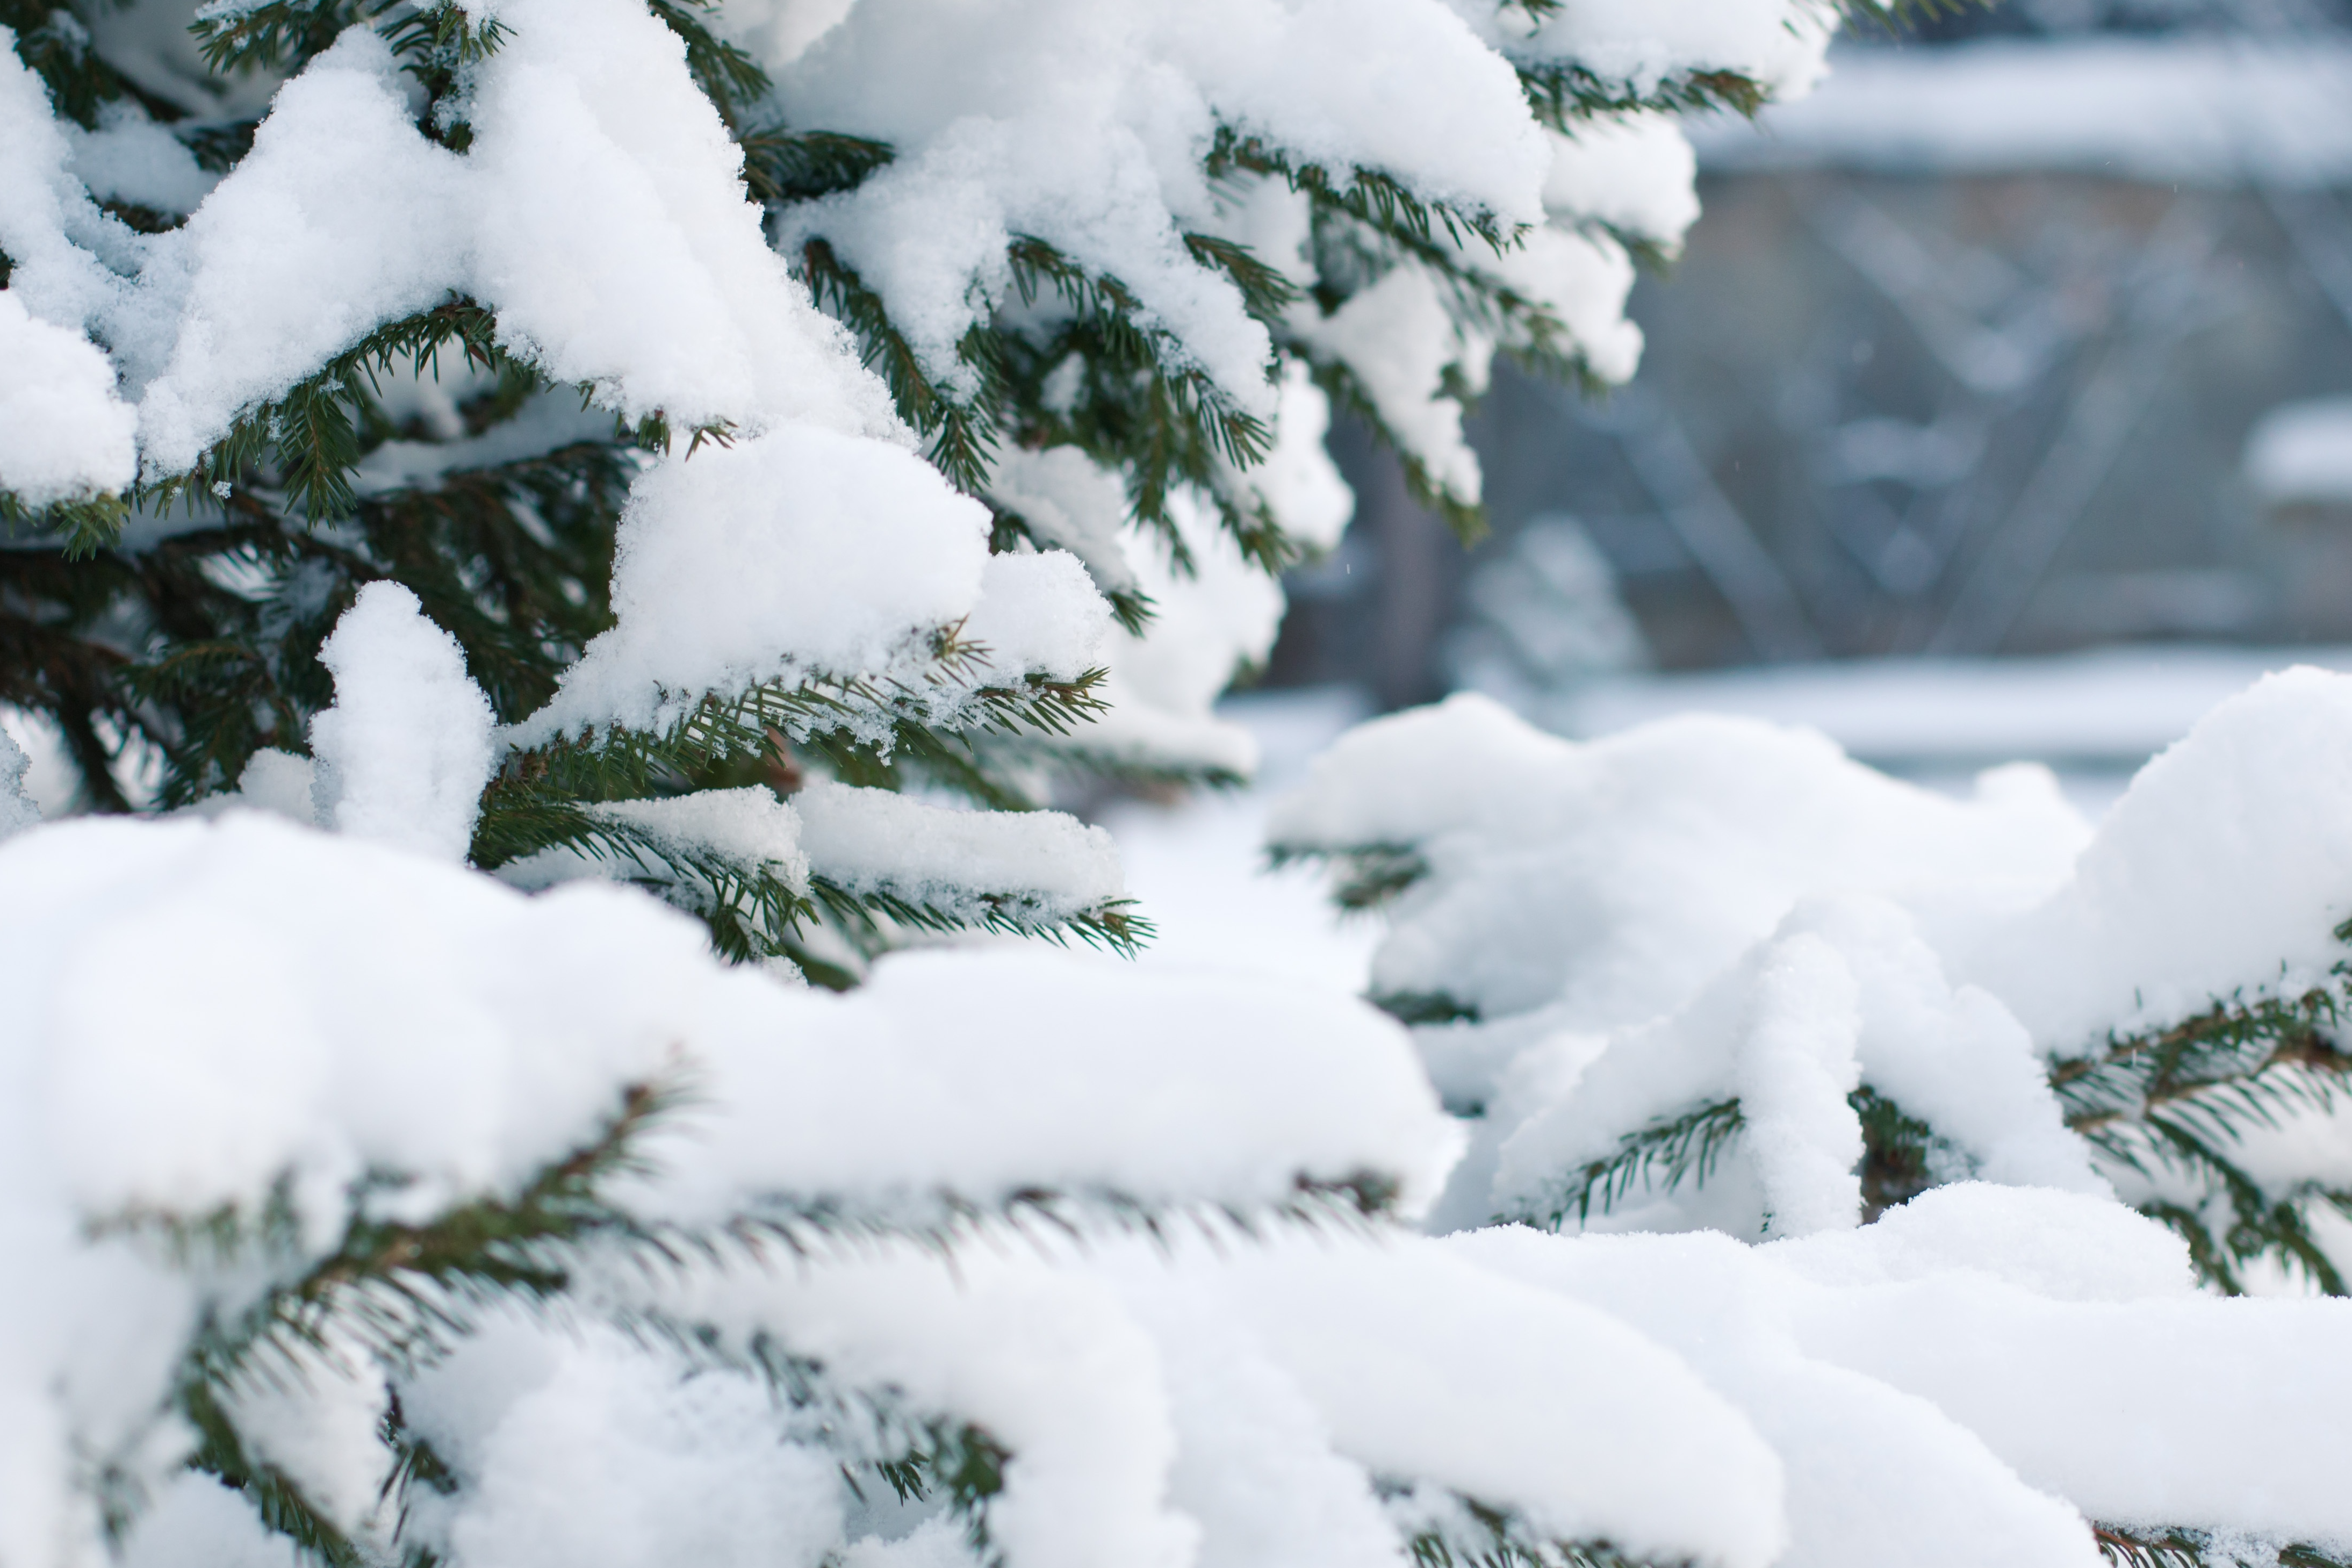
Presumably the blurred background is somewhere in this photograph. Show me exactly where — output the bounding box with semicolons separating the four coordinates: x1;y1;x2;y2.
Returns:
1267;0;2352;803
1112;1;2352;981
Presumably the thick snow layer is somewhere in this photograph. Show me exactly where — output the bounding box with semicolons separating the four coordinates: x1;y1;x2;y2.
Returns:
0;290;136;503
770;0;1547;405
1270;693;2091;1028
399;1312;845;1568
1278;674;2352;1232
2;1;904;490
509;425;1063;744
961;550;1117;684
1696;39;2352;186
62;103;217;214
0;802;1474;1568
465;0;900;438
308;584;496;863
1544;115;1700;249
790;779;1124;923
601;1224;1786;1568
0;806;1454;1226
131;30;470;471
2245;396;2352;506
1451;1181;2352;1564
1967;667;2352;1050
1067;491;1288;777
17;714;2352;1567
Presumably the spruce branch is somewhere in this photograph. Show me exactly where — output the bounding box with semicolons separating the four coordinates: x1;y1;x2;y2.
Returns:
1268;840;1433;911
143;294;514;523
740;127;896;206
1540;1097;1747;1229
2;0;171;128
1305;356;1490;542
2055;978;2352;1292
1206;127;1517;256
798;238;1004;495
2095;1524;2352;1568
807;874;1153;960
644;0;768;128
1391;1486;1680;1568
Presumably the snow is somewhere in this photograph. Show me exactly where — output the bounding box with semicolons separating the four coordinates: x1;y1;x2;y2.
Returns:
1730;933;1865;1238
790;778;1124;924
1455;1182;2352;1564
1543;114;1699;249
4;0;907;492
28;4;2352;1564
1448;0;1838;100
1223;363;1356;554
1290;265;1486;506
2245;396;2352;506
1270;693;2091;1029
508;423;1047;746
1064;492;1290;778
0;728;40;839
464;0;901;440
401;1313;845;1568
1968;666;2352;1051
219;1329;395;1549
61;104;216;215
1556;643;2352;772
1099;687;1383;994
308;584;496;863
499;785;814;900
961;549;1117;684
988;444;1147;602
768;0;1549;407
0;290;136;504
604;1221;1787;1568
132;29;473;472
1695;38;2352;186
21;666;2352;1568
0;796;1470;1568
1274;672;2352;1233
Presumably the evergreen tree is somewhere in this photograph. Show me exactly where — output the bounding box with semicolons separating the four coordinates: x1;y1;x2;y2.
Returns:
12;5;2352;1568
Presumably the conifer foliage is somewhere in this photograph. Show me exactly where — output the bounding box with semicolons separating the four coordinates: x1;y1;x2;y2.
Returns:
13;5;2352;1568
0;6;1902;1568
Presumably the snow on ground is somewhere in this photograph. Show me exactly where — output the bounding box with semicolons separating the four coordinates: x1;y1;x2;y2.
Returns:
1555;644;2352;817
1691;37;2352;185
1098;686;1382;994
